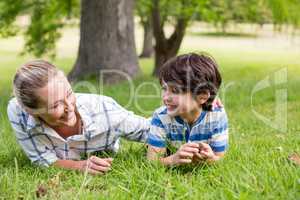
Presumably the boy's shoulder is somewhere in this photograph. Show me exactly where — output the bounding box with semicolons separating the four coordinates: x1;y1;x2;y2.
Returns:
205;104;228;123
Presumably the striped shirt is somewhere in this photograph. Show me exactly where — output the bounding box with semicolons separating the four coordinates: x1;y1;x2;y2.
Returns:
7;93;150;167
147;105;229;153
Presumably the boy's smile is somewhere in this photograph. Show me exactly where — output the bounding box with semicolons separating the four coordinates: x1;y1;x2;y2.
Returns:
162;82;201;122
165;104;177;112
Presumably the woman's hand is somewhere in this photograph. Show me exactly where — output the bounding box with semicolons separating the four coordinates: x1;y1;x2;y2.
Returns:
79;156;113;175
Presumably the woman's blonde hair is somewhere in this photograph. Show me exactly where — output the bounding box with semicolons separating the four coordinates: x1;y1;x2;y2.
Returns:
13;60;59;109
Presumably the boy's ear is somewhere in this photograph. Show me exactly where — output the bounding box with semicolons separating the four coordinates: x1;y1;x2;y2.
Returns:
196;92;210;105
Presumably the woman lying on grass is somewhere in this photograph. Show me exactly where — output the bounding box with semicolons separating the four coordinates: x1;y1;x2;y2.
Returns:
7;60;150;175
147;53;229;166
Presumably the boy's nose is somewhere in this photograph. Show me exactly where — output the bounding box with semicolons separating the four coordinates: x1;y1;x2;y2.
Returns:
163;93;172;102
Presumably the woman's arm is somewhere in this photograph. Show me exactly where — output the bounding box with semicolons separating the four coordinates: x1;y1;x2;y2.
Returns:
53;156;113;175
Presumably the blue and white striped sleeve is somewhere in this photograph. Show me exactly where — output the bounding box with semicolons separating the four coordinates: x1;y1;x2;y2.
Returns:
209;109;229;153
146;112;167;148
7;101;58;167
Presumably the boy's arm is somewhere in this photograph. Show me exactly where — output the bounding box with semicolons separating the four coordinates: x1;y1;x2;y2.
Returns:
212;151;225;160
196;107;229;164
147;145;170;165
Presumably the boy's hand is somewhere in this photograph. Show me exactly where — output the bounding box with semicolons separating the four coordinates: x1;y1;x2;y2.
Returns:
212;98;223;108
195;142;215;161
170;143;199;165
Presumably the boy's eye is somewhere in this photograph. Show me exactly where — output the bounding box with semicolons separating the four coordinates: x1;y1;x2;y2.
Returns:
171;87;180;94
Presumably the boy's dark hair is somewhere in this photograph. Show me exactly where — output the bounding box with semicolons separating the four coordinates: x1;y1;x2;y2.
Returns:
159;53;222;111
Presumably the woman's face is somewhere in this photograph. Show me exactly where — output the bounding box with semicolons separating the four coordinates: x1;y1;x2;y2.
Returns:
34;72;77;127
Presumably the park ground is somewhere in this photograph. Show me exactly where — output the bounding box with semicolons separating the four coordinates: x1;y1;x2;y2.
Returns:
0;22;300;199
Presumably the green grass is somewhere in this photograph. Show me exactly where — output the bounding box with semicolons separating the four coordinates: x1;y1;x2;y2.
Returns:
0;33;300;200
188;31;258;38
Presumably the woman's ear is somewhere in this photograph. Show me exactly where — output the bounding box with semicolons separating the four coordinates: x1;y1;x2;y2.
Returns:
24;106;46;117
196;92;210;105
24;107;38;116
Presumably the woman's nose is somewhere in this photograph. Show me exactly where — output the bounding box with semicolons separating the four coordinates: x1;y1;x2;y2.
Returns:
64;97;74;112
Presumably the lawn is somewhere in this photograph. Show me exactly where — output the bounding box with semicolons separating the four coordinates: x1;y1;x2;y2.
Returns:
0;26;300;199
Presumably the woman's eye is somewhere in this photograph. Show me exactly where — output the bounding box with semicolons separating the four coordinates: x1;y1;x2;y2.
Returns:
51;102;63;110
67;90;73;97
49;104;58;110
51;104;59;110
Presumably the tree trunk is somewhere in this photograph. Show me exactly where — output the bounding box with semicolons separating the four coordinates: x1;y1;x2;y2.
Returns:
152;47;173;76
151;0;189;76
68;0;140;83
139;18;153;58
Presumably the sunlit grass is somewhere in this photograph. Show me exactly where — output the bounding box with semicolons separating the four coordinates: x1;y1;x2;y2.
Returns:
0;29;300;199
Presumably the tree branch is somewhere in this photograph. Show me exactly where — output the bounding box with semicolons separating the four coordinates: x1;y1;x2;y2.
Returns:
152;0;166;48
167;17;188;54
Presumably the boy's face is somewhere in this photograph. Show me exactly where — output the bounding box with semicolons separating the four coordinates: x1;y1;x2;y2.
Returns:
161;82;200;117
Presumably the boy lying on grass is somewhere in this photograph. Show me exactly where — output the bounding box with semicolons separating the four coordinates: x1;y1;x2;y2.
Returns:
147;53;228;166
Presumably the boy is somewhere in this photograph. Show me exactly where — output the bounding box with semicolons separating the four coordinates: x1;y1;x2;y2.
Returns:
147;53;228;166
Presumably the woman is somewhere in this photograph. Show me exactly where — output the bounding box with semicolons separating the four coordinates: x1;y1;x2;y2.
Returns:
7;60;150;175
